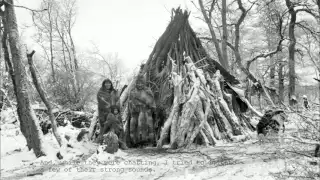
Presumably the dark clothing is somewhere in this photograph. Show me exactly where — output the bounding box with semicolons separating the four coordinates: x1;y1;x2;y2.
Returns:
102;114;123;136
257;115;272;135
128;83;156;146
257;110;285;135
97;79;119;126
96;79;127;150
97;113;124;145
303;100;310;109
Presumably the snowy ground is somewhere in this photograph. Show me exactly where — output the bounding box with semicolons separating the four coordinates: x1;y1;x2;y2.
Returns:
1;111;319;180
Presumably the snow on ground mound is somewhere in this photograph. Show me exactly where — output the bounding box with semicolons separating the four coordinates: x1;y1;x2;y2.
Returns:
0;108;17;125
1;119;97;172
1;110;319;180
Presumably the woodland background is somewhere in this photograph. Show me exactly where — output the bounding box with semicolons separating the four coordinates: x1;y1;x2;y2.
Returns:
0;0;319;111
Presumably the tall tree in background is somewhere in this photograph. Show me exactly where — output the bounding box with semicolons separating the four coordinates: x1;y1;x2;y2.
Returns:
317;0;320;109
1;0;46;157
265;4;277;93
32;0;58;83
285;0;319;105
55;0;80;103
261;1;287;104
278;53;285;103
198;0;229;70
32;0;82;107
285;0;297;106
221;0;229;70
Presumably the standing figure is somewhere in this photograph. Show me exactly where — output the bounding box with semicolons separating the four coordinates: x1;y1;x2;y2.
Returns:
97;79;119;142
290;95;298;111
128;74;156;147
302;95;310;110
110;105;128;149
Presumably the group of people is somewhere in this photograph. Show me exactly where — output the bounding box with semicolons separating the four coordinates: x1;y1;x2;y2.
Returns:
290;94;311;110
96;73;157;149
96;78;127;150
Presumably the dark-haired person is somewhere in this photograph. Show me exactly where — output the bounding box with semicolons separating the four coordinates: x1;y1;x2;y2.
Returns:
96;79;119;141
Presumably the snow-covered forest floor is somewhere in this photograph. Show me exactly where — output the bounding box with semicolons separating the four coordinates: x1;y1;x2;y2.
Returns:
1;109;319;180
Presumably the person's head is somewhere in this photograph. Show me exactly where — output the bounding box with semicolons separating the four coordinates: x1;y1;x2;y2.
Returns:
302;95;307;100
102;79;114;91
291;95;297;101
111;105;120;115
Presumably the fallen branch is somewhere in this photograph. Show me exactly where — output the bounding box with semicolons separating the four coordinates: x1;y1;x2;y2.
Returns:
27;50;63;147
285;136;319;146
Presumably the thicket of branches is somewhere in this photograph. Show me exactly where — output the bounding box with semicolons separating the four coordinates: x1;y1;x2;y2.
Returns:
1;0;128;112
196;0;320;109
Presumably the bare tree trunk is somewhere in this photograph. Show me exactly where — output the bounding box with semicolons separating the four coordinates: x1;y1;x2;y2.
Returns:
269;62;275;88
285;0;297;106
267;32;276;103
258;92;262;112
233;0;278;108
0;24;4;111
67;27;80;101
198;0;229;70
278;58;285;103
48;7;56;82
27;50;63;147
68;28;78;70
55;17;78;103
4;0;46;157
318;83;320;116
221;0;229;70
317;0;320;115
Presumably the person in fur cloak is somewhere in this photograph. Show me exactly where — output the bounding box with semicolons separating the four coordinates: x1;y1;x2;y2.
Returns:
97;79;119;133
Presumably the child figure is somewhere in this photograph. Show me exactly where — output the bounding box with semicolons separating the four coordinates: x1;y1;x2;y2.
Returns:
98;105;128;150
111;105;122;123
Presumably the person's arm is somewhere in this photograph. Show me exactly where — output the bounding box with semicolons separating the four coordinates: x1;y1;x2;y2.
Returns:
97;92;111;108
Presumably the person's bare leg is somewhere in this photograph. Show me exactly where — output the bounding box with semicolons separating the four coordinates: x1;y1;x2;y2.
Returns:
146;110;154;145
130;113;138;146
139;111;148;143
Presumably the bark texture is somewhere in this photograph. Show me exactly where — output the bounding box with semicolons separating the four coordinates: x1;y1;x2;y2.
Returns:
3;0;46;157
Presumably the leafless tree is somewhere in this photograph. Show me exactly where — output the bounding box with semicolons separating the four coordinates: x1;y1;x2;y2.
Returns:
198;0;230;70
0;0;46;157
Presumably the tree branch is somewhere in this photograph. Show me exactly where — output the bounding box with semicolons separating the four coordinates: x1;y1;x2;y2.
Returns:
27;50;63;147
234;0;247;51
296;22;320;42
1;0;47;12
198;0;227;69
233;0;276;107
296;8;320;19
247;8;284;70
208;0;216;20
199;36;235;51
